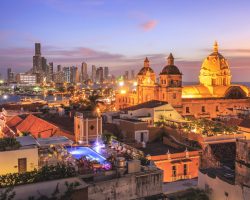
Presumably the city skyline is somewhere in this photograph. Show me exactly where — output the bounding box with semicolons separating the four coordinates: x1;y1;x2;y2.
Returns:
1;0;250;81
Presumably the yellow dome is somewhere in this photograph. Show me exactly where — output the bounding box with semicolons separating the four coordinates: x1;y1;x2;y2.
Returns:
199;41;231;86
201;41;229;72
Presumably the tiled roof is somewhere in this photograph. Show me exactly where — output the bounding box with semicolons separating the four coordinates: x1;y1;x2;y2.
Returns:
6;116;23;128
16;114;59;138
122;100;168;111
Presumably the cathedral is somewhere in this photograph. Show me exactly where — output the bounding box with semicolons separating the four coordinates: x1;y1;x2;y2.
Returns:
115;42;250;118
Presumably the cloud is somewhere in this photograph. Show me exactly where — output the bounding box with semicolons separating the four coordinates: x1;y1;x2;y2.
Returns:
140;20;158;31
1;45;250;82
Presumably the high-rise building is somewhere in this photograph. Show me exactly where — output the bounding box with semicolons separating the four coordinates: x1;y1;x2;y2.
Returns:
131;70;135;80
57;65;62;72
71;66;80;83
124;71;129;80
33;43;43;73
16;73;36;85
63;67;71;83
92;65;97;82
96;67;104;83
81;62;88;81
53;71;64;84
7;68;15;83
45;62;53;82
104;66;109;80
35;43;41;56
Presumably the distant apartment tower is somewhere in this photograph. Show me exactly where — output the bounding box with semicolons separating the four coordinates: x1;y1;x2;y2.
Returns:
63;67;71;83
81;62;88;81
124;71;129;80
45;62;53;82
53;71;64;84
131;70;135;80
92;65;97;82
104;66;109;80
7;68;15;83
16;73;37;85
70;66;80;83
57;65;62;72
96;67;104;83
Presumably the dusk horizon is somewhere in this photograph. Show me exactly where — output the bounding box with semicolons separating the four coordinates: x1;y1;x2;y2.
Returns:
1;0;250;81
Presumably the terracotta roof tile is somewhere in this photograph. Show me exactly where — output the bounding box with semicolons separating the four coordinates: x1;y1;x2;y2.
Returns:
6;116;23;128
16;114;59;138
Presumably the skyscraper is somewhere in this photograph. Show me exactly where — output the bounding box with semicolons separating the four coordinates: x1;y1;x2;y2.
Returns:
32;43;48;83
81;62;88;81
104;66;109;80
7;68;15;83
92;65;97;82
96;67;104;83
63;67;71;83
131;70;135;80
57;65;62;72
124;71;129;80
35;43;41;56
71;66;80;83
33;43;43;73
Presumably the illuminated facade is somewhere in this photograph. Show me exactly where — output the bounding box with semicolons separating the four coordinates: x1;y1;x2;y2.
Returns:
116;42;250;118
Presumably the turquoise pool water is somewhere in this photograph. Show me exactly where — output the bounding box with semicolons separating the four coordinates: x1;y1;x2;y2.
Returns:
66;146;107;164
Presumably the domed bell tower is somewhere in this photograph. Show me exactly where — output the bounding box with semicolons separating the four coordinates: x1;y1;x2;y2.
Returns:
159;53;182;108
137;57;157;103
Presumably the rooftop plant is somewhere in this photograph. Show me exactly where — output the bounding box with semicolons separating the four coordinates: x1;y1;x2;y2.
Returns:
0;138;21;151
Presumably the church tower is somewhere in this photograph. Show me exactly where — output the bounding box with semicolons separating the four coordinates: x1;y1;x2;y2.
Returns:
159;53;182;107
137;57;157;103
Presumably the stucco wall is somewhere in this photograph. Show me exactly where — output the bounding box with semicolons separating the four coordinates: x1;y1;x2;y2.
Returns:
198;171;250;200
0;177;87;200
88;170;163;200
0;147;38;175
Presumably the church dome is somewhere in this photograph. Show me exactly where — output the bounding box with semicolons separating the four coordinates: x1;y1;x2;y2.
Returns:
201;41;230;72
138;57;155;75
199;41;231;86
160;53;181;75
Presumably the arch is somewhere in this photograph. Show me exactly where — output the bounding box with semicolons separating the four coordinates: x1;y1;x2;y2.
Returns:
224;86;247;99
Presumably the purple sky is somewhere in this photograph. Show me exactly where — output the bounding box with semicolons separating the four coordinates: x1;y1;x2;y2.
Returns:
1;0;250;82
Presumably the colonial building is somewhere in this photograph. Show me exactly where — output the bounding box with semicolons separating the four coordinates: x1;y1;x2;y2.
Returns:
74;112;102;144
116;42;250;118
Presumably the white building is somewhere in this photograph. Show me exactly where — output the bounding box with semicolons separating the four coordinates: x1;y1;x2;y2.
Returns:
0;136;39;175
120;100;186;126
16;73;37;85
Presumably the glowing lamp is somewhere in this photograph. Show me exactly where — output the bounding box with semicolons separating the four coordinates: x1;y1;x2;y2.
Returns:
118;81;124;87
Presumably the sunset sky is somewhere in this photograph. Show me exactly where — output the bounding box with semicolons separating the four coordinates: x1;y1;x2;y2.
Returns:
1;0;250;81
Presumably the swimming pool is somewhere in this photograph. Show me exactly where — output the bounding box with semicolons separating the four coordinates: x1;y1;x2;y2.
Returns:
65;146;107;164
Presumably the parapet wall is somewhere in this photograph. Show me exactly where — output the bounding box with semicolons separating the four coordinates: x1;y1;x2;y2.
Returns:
88;169;163;200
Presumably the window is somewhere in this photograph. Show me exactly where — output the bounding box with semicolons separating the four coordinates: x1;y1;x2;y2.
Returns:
216;106;219;112
18;158;27;173
184;164;187;175
172;165;177;177
140;132;144;142
162;93;165;100
173;93;176;99
186;107;190;113
202;106;206;112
